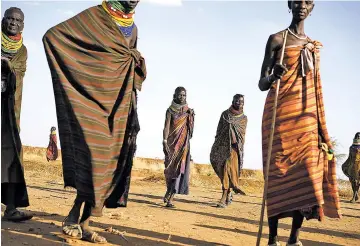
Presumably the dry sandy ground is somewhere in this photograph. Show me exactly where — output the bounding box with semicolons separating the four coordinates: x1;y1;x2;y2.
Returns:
1;171;360;246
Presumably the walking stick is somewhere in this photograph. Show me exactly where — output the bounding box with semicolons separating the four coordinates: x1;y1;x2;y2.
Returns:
256;30;288;246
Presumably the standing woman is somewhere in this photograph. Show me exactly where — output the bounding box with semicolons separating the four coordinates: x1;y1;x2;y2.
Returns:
258;1;341;245
46;126;59;162
163;87;195;208
341;132;360;203
1;7;33;222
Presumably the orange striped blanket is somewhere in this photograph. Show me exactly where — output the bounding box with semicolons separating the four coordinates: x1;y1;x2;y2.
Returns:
43;5;146;216
262;37;341;220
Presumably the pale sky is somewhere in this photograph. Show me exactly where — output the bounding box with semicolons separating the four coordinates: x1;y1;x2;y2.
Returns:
2;1;359;179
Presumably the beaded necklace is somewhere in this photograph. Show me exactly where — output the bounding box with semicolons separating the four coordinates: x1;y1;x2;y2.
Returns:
102;0;135;37
354;138;360;145
287;28;307;40
1;32;23;54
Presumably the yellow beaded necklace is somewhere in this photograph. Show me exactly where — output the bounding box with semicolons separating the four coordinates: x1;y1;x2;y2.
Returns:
1;32;23;54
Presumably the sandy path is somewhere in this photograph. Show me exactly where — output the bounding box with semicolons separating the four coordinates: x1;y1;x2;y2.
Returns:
1;173;359;246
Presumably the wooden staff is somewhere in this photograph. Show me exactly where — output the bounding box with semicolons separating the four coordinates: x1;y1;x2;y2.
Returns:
256;30;288;246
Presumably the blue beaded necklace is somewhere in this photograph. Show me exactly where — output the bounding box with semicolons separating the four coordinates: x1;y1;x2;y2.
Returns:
118;24;135;38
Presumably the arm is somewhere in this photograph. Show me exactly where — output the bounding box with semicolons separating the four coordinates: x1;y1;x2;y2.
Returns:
2;55;26;93
188;110;195;139
163;110;171;141
131;89;137;111
132;26;146;91
258;34;286;91
163;110;171;157
132;27;139;106
132;25;138;49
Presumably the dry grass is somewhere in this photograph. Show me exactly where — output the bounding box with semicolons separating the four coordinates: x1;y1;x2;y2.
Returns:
22;146;353;198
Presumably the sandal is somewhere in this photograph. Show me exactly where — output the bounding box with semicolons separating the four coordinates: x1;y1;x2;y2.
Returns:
82;230;107;244
216;202;227;208
3;209;33;222
269;242;281;246
62;216;82;239
165;202;175;208
286;241;302;246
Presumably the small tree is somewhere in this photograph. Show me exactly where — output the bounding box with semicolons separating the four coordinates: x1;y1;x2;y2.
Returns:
330;137;347;165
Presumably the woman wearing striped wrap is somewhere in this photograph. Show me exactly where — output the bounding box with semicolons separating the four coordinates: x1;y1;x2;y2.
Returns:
46;126;58;161
258;1;341;245
342;132;360;203
43;1;146;244
1;7;33;223
210;94;247;208
162;87;195;208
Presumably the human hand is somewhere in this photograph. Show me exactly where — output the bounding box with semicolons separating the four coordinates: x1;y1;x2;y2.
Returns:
273;63;288;79
1;57;11;71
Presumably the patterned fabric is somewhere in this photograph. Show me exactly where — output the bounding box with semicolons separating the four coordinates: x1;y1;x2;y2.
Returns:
1;46;27;129
164;102;194;194
210;108;247;179
1;44;29;207
43;5;146;216
221;147;241;190
46;132;58;161
342;145;360;182
261;32;341;219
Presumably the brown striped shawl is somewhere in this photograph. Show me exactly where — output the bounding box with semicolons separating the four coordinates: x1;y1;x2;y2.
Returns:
2;45;27;167
43;5;146;216
262;37;341;220
1;45;28;207
164;103;194;182
342;145;360;182
210;108;247;179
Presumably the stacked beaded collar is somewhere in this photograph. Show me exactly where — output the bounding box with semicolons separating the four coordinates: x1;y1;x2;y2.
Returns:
1;32;23;54
102;0;135;37
353;138;360;145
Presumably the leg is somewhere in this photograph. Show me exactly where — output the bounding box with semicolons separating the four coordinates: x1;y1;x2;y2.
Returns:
217;188;229;208
288;211;304;244
268;215;279;245
218;161;230;207
350;179;356;203
166;192;176;208
3;183;32;222
5;183;16;212
355;182;359;201
62;196;83;238
79;202;107;244
226;189;233;205
163;187;171;203
165;179;176;208
67;199;82;224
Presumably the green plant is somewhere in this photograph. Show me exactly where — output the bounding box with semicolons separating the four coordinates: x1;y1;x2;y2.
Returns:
330;137;347;165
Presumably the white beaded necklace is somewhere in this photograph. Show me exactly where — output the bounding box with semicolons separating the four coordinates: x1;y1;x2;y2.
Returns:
287;28;307;40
